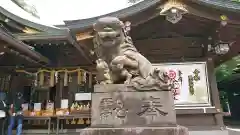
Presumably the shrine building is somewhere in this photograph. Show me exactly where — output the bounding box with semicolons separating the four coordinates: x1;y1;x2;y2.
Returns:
0;0;240;134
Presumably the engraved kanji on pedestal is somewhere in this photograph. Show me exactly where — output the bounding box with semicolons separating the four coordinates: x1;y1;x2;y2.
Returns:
99;98;114;120
113;99;128;119
91;86;177;127
138;96;168;124
98;97;128;125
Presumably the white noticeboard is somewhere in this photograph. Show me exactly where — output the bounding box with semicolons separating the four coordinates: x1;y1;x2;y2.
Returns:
75;93;91;101
46;102;54;110
22;103;29;111
34;103;41;111
61;99;69;109
153;62;211;106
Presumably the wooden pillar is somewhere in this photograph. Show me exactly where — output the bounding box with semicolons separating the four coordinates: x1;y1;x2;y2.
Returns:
55;74;63;108
55;58;62;108
207;58;224;127
68;76;77;104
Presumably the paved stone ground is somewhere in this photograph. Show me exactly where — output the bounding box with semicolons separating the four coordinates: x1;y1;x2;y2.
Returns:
20;130;230;135
21;131;229;135
15;127;240;135
227;127;240;135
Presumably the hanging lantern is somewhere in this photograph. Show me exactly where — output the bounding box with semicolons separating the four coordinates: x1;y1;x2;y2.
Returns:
208;41;234;55
214;41;233;55
159;0;188;24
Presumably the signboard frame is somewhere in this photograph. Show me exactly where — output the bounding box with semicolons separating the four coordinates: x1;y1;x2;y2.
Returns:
153;62;212;107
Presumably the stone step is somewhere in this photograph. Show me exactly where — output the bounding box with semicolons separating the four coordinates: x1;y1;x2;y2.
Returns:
22;134;79;135
16;129;231;135
227;127;240;135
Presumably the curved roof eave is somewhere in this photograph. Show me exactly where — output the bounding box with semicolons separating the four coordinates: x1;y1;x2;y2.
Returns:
64;0;162;31
0;26;50;64
191;0;240;13
64;0;240;31
0;6;69;34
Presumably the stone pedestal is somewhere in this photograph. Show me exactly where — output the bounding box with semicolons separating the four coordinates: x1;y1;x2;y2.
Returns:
80;126;188;135
90;84;188;135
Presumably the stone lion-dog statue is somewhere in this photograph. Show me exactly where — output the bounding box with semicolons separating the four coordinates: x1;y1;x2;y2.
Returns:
93;17;169;91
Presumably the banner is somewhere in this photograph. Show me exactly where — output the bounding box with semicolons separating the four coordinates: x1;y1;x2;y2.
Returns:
153;62;211;106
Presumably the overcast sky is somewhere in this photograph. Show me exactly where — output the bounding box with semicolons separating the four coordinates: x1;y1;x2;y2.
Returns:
0;0;142;25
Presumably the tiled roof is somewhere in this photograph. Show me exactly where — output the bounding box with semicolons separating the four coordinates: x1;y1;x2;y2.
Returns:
192;0;240;12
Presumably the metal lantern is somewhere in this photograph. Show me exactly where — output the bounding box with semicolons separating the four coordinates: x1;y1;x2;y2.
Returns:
214;41;232;55
165;9;183;24
159;0;188;24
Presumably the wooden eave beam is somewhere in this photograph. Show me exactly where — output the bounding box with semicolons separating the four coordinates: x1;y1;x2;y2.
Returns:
0;27;50;64
13;30;94;65
66;34;93;65
13;32;69;41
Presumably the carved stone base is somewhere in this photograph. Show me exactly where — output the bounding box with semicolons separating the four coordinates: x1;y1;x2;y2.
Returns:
80;126;188;135
91;84;176;127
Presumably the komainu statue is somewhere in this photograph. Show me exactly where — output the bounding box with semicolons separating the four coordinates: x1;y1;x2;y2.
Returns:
93;17;169;90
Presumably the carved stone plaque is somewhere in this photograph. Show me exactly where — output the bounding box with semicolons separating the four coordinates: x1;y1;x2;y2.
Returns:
91;85;176;127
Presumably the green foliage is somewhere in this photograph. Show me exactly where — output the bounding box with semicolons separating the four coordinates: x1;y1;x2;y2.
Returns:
219;91;229;112
219;91;228;103
232;0;240;3
215;55;240;82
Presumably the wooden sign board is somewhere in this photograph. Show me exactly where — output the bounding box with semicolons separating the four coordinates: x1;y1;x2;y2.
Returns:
153;62;211;107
